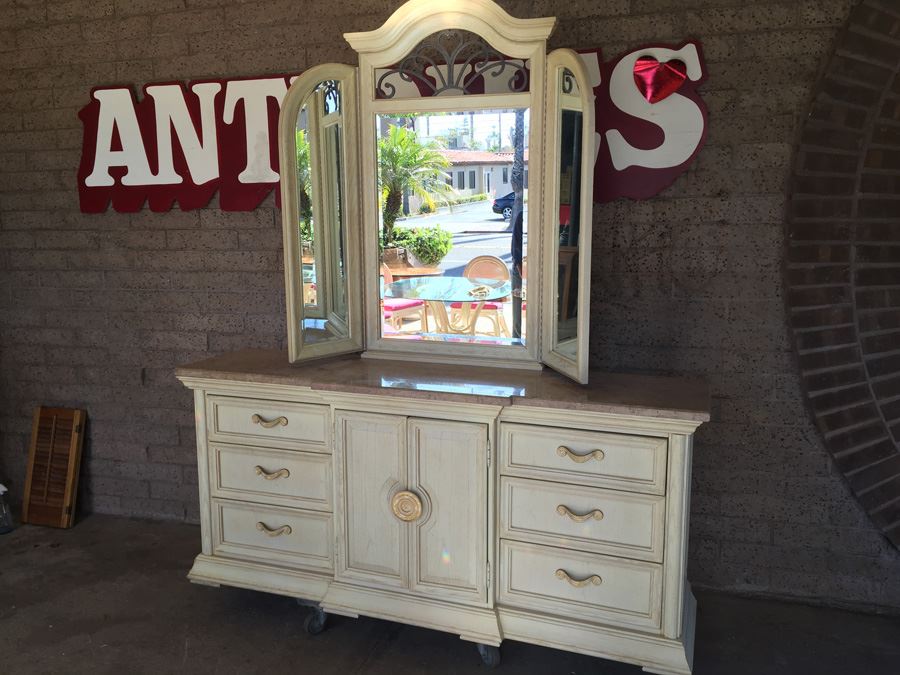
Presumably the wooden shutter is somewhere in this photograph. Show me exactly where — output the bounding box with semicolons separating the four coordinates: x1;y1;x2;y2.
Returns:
22;407;86;528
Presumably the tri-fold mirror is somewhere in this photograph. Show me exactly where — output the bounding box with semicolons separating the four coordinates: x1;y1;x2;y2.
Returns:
279;1;595;383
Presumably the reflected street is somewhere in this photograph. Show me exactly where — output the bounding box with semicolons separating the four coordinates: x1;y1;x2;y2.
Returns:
396;200;529;277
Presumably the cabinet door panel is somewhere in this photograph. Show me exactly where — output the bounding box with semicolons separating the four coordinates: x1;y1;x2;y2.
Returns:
336;412;408;589
409;418;488;604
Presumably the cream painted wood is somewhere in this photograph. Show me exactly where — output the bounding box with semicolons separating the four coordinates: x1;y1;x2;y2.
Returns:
497;590;695;675
661;433;693;640
344;0;555;57
541;49;595;384
189;554;332;601
500;423;668;495
499;477;665;563
211;499;332;571
408;419;488;605
499;403;707;436
335;412;490;605
322;581;504;646
498;540;663;632
180;357;706;672
352;0;548;371
210;443;332;512
279;63;363;363
207;395;328;450
193;390;213;556
334;411;409;589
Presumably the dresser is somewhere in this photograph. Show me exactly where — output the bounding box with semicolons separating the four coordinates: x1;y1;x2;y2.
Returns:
177;349;709;674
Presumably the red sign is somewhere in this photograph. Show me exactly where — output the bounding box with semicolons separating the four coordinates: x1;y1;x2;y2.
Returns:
77;76;295;212
580;43;708;202
76;43;707;212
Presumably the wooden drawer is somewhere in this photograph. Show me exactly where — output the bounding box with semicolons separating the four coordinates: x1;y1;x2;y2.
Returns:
499;423;667;495
498;540;662;631
211;499;332;571
210;443;332;512
499;477;665;562
207;395;328;451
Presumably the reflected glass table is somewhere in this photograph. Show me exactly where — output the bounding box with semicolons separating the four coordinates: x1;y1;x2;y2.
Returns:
384;276;511;335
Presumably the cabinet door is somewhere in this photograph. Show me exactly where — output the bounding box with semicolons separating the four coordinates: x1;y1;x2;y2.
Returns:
408;418;488;604
335;411;408;589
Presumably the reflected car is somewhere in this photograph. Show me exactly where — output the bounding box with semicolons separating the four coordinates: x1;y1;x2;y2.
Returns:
491;192;515;220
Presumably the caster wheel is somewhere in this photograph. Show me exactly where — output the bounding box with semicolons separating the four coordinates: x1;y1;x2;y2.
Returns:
304;608;327;635
477;643;501;669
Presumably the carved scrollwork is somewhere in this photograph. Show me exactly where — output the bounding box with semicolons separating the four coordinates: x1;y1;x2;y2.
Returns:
376;29;529;99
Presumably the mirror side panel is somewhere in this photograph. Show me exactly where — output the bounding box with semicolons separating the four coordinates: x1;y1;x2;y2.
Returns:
279;64;364;363
540;49;595;384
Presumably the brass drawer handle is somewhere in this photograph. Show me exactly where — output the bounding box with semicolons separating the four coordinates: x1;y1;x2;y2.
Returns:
557;504;604;522
556;568;602;587
557;445;605;463
391;490;423;522
256;521;292;537
252;413;288;428
255;466;290;480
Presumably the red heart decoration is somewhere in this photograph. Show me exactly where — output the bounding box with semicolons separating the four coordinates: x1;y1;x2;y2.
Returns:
633;56;687;103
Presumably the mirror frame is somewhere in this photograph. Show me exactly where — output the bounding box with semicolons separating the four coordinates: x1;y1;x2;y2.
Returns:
345;0;556;370
541;49;595;384
279;63;363;363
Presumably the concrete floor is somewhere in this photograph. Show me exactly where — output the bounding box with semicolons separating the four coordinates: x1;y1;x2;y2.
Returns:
1;515;898;675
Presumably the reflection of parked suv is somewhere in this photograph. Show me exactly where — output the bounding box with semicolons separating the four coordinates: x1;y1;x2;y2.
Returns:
491;192;515;220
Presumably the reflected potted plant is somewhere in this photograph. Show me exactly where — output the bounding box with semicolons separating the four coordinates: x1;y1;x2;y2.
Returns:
394;226;453;267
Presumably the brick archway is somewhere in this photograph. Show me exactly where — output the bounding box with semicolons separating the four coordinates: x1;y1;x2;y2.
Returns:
787;0;900;547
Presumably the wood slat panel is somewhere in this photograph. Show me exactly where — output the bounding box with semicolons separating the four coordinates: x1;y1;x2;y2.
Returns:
22;407;86;528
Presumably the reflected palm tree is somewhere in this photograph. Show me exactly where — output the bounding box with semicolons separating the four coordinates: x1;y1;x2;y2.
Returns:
378;125;455;248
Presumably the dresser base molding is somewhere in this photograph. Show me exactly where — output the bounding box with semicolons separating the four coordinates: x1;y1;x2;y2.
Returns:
322;582;504;646
188;554;694;672
188;554;332;601
498;585;695;675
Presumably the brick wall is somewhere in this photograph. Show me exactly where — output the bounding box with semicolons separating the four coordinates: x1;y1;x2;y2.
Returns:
1;0;898;612
586;0;900;611
787;0;900;553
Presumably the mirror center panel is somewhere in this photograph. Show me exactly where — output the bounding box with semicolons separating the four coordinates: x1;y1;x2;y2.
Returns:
376;107;529;347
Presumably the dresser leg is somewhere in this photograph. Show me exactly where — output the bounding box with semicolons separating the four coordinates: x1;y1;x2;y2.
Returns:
476;643;501;668
303;606;328;635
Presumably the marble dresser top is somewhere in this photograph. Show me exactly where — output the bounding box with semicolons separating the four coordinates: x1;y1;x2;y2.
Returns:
176;349;710;423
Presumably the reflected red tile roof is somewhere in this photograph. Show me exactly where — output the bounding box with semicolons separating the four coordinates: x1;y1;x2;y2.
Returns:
437;149;529;165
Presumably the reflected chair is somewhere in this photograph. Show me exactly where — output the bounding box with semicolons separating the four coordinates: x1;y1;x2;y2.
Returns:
381;263;428;332
449;255;511;337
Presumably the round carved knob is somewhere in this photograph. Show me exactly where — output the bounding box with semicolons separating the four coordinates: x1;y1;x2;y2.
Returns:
391;490;423;522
